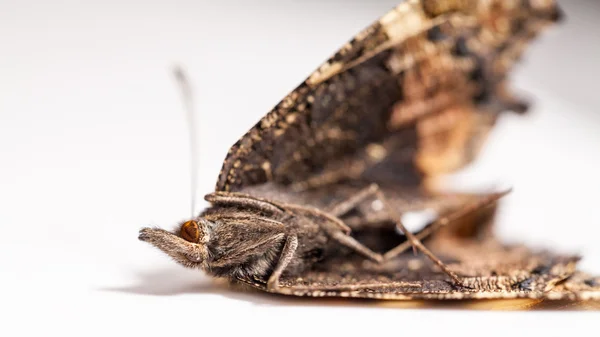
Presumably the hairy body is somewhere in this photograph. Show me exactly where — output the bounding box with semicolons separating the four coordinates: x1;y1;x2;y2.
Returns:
199;205;329;281
139;186;387;290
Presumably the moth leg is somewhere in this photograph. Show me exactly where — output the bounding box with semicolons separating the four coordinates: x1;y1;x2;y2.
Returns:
205;192;285;215
283;203;383;263
208;190;383;264
361;184;466;285
283;203;352;234
325;184;379;217
267;235;298;291
329;230;383;263
209;190;355;235
383;190;510;260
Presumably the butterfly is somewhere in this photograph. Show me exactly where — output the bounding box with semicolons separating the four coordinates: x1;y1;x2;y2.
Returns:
140;0;600;300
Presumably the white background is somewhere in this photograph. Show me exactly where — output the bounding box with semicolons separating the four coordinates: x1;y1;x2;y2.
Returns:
1;0;599;336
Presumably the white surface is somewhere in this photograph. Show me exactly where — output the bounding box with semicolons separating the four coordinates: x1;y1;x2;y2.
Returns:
1;1;599;336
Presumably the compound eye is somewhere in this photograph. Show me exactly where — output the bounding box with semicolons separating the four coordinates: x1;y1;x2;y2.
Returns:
180;220;200;243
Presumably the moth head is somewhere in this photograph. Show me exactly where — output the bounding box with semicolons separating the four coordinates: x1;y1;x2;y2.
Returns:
138;218;213;269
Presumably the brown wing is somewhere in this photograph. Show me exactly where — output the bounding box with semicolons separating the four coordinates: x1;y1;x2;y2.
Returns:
232;189;600;301
237;241;600;301
215;0;562;192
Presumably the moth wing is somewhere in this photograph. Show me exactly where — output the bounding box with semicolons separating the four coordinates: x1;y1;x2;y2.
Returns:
233;184;600;302
215;0;562;192
237;245;600;302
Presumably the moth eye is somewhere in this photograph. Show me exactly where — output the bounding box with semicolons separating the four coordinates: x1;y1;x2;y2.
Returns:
180;220;200;243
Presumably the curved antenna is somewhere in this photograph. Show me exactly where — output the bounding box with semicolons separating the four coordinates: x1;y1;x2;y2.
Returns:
172;65;198;219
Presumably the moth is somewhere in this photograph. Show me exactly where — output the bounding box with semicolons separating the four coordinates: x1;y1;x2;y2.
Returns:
139;0;600;300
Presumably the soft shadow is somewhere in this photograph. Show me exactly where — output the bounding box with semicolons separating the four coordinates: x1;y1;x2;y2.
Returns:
100;267;383;307
100;268;600;311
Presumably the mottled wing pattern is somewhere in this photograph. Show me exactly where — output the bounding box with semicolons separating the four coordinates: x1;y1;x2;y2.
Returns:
236;182;600;301
237;242;600;301
215;0;562;192
209;0;599;302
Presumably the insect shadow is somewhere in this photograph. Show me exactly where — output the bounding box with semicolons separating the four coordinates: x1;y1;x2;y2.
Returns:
101;267;599;311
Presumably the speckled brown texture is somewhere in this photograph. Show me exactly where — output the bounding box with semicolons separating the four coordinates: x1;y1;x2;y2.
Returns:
215;0;599;301
141;0;600;302
216;0;563;193
229;182;599;301
237;238;599;300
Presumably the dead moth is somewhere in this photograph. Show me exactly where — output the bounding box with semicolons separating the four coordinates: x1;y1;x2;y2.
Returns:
139;0;600;300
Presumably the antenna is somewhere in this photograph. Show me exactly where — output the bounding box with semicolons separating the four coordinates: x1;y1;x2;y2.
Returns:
172;65;199;219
